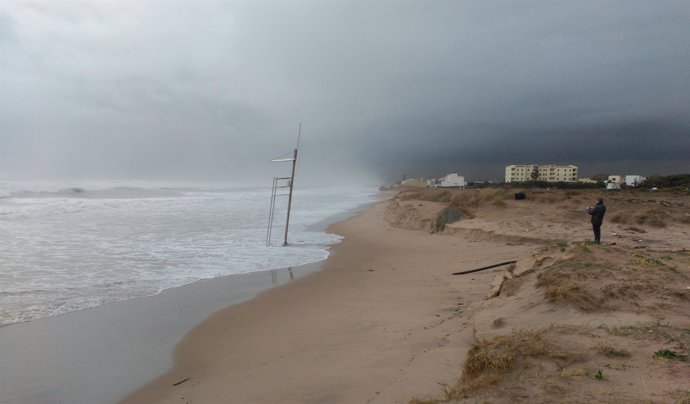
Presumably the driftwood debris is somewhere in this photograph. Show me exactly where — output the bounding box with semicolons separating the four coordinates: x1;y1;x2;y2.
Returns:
452;260;517;276
172;377;190;386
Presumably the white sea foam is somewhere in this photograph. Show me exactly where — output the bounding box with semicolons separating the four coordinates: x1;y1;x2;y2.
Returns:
0;181;379;326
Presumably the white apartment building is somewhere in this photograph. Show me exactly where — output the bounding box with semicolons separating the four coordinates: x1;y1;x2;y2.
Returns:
438;173;466;188
505;164;578;183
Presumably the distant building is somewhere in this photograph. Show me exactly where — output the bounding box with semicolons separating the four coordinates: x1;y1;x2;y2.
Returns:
505;164;578;183
605;175;624;190
625;175;646;187
438;173;466;188
608;175;624;185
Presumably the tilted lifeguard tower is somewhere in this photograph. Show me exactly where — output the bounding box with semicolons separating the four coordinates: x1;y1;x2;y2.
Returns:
266;124;301;246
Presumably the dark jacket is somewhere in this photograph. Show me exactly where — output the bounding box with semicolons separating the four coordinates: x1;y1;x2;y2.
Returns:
588;202;606;225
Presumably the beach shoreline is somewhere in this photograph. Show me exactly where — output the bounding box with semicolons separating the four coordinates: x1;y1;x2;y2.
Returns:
0;262;328;404
0;197;375;404
121;195;537;403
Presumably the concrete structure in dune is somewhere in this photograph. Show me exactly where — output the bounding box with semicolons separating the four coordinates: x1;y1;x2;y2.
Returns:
505;164;578;183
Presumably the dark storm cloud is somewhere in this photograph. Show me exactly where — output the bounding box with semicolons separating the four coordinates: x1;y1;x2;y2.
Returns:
1;1;688;184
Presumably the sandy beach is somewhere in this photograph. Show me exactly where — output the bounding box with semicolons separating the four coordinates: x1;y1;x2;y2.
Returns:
123;188;690;403
122;196;533;403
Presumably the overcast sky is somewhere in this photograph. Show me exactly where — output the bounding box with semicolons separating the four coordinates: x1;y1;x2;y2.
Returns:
1;1;688;184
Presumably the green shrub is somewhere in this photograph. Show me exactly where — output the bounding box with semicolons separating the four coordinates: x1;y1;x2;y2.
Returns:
434;207;463;232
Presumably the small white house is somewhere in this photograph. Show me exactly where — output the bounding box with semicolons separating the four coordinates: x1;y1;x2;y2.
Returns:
438;173;466;188
625;175;646;187
608;175;624;184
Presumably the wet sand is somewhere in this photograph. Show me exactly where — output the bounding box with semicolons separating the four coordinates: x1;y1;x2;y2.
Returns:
0;263;321;404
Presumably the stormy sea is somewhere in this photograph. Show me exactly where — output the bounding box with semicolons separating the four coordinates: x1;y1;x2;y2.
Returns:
0;180;378;326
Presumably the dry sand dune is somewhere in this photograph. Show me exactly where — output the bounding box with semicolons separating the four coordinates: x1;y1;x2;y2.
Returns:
390;187;690;250
391;188;690;403
124;188;690;404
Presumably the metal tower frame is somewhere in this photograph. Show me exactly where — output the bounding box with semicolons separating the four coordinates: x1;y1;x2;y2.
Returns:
266;124;301;246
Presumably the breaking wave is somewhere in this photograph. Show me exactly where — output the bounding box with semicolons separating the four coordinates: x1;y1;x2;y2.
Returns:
9;186;187;199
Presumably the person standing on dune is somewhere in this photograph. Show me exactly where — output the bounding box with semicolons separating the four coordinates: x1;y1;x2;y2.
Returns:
587;198;606;244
